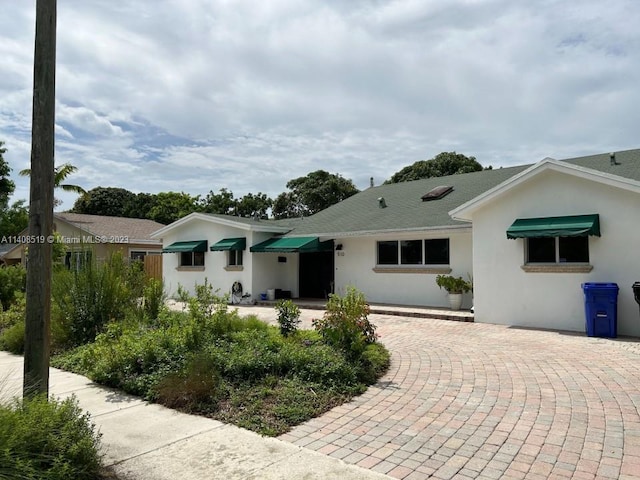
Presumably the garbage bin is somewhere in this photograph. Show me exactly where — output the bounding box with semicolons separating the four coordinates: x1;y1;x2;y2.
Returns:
633;282;640;313
581;283;619;338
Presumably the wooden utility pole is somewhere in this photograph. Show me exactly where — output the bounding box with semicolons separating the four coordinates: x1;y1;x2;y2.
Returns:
24;0;56;397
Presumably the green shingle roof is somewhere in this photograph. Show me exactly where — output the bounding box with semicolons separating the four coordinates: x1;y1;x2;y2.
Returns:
287;148;640;237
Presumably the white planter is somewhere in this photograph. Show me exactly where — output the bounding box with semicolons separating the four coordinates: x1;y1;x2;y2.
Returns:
448;293;463;311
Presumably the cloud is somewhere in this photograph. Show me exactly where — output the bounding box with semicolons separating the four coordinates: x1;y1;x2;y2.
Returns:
1;0;640;211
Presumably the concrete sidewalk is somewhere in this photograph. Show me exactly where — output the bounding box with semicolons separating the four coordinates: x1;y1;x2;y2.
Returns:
0;351;389;480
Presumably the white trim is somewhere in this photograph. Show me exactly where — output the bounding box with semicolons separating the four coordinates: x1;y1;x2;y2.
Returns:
450;159;640;221
299;224;471;241
150;212;291;238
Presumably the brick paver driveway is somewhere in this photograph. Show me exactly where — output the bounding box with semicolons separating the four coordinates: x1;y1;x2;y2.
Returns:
261;311;640;480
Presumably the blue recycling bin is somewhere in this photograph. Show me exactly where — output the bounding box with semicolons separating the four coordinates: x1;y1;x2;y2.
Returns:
581;283;619;338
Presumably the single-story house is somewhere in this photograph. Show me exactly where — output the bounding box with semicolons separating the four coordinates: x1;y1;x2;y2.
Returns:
152;149;640;336
0;243;20;266
8;213;165;267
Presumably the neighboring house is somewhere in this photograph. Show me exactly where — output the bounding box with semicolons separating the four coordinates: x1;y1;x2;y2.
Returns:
153;149;640;336
0;243;21;266
10;213;165;267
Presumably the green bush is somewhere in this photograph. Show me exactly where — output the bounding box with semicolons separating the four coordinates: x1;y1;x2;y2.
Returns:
0;321;24;354
0;294;26;354
0;395;102;480
154;353;224;412
275;299;301;337
142;278;167;321
53;296;391;437
312;286;378;359
0;265;26;310
52;252;143;346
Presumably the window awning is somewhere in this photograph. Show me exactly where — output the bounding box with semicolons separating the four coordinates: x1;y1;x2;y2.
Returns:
162;240;208;253
210;237;246;251
506;214;600;239
250;236;333;253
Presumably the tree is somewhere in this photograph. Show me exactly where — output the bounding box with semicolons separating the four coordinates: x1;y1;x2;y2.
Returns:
20;163;86;206
385;152;485;184
20;162;85;194
0;141;15;210
123;192;158;219
147;191;199;224
199;188;236;215
0;200;29;237
72;187;136;217
235;192;272;218
272;170;359;219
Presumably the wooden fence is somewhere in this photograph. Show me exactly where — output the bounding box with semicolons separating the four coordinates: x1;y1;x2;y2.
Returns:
144;254;162;281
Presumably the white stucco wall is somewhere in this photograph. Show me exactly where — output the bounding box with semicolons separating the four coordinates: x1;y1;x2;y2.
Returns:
250;232;300;299
472;169;640;336
160;219;254;299
334;229;473;308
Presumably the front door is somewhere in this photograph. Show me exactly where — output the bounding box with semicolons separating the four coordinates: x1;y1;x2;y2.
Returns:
299;251;334;298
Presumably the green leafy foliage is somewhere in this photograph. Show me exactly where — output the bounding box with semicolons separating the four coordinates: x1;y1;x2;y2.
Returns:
312;286;378;359
0;265;26;310
71;187;138;217
435;274;472;294
141;278;167;321
54;283;390;436
51;252;143;346
0;292;27;354
0;395;102;480
272;170;359;219
0;199;28;238
275;299;301;337
0;140;14;210
385;151;485;184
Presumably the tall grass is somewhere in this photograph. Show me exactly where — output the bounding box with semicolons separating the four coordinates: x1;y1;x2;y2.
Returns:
52;253;141;347
0;394;102;480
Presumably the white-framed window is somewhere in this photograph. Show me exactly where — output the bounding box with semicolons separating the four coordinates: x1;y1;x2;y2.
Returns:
180;251;205;267
376;238;450;266
526;236;589;264
228;249;243;266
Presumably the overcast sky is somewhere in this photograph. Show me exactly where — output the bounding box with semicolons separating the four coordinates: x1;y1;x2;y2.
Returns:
1;1;639;210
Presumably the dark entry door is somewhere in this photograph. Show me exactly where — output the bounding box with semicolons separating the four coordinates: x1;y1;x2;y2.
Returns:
299;251;334;298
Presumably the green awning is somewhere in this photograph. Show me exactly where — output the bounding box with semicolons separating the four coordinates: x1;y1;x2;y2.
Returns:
250;236;333;253
210;237;246;251
506;214;600;239
162;240;208;253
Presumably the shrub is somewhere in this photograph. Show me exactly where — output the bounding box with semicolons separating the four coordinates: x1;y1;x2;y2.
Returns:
0;294;26;354
142;278;167;321
0;395;102;480
312;286;378;359
275;299;301;337
51;252;143;346
154;353;225;411
0;265;26;310
358;342;391;384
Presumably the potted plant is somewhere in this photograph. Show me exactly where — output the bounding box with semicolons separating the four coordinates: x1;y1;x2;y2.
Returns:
436;274;472;311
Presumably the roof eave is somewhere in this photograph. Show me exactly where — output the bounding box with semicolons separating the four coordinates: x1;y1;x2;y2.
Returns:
287;223;471;239
151;212;291;238
450;158;640;221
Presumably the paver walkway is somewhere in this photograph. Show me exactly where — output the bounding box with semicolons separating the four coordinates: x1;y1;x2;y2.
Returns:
240;307;640;480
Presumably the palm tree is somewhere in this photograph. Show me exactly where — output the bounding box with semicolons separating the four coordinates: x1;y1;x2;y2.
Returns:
20;162;86;194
